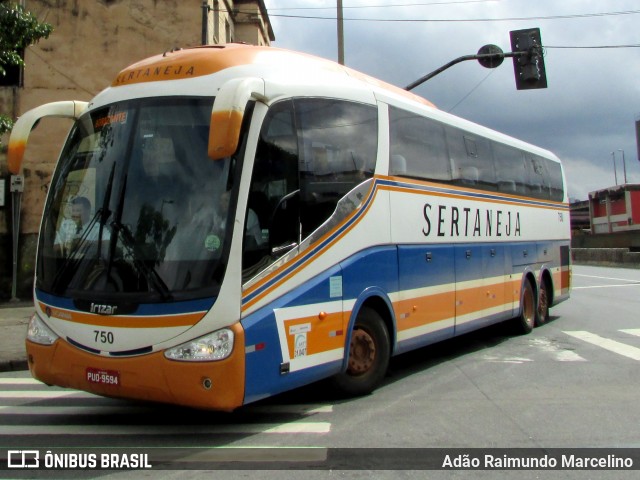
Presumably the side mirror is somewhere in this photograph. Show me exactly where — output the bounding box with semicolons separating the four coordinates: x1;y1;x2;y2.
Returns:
8;101;88;174
208;77;265;160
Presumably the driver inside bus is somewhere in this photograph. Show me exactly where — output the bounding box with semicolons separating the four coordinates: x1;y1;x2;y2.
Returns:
54;196;110;255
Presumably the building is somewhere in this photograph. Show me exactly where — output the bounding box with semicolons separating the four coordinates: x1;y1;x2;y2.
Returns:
572;184;640;252
589;184;640;234
0;0;273;300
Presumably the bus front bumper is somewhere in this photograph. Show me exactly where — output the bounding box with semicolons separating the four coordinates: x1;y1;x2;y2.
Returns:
25;322;246;411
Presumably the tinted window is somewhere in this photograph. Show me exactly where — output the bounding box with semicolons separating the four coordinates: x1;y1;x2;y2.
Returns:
492;143;528;195
296;98;377;237
389;107;451;182
446;126;496;191
547;160;564;201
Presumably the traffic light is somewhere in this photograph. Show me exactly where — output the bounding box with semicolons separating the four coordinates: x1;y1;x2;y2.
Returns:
510;28;547;90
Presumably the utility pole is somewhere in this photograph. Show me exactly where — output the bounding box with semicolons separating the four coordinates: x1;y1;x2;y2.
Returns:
202;1;211;45
337;0;344;65
618;149;627;184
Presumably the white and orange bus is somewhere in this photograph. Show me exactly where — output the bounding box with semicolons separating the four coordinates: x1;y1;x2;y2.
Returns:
9;44;570;410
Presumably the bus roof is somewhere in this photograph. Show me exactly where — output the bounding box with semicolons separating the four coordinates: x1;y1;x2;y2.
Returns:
111;43;436;109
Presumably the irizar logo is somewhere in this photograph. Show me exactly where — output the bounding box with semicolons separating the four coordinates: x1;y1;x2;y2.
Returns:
90;303;118;315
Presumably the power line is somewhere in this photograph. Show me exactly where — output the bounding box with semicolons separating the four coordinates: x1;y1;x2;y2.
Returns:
264;9;640;23
546;44;640;49
447;69;496;113
267;0;500;10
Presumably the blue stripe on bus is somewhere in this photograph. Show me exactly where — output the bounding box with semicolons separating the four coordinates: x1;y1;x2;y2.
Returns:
241;239;568;404
35;289;214;316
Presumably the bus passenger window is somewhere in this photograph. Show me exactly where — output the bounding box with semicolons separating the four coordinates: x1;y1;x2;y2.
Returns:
446;126;496;191
295;99;377;238
525;154;551;199
388;107;451;182
547;160;564;201
492;143;528;195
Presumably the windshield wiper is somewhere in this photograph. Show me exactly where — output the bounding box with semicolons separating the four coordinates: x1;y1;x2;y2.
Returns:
51;163;116;295
96;163;116;259
110;219;173;301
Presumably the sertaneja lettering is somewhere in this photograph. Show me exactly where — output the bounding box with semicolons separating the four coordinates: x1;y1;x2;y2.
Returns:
422;203;521;238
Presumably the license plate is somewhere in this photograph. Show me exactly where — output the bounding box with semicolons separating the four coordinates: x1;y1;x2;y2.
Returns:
86;367;120;386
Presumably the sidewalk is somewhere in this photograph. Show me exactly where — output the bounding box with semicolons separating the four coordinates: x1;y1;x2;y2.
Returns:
0;302;33;372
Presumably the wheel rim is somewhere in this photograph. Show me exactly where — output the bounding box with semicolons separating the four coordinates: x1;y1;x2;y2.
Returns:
538;286;549;320
347;328;376;376
522;285;535;328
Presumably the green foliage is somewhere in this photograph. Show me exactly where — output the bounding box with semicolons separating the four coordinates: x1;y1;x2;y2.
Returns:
0;3;53;145
0;113;12;137
0;2;53;76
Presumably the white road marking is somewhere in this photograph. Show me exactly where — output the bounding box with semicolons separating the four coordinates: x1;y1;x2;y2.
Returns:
0;404;334;416
0;390;97;399
0;378;43;385
621;329;640;338
0;422;332;436
564;331;640;361
573;284;640;290
573;274;640;283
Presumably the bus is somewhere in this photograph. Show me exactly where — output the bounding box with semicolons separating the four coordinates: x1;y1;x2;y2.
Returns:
8;44;571;410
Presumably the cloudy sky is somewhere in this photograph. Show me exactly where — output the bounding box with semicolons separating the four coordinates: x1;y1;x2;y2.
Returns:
263;0;640;201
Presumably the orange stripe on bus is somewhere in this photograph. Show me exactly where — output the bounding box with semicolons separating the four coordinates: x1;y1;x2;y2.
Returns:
394;291;456;330
379;181;568;211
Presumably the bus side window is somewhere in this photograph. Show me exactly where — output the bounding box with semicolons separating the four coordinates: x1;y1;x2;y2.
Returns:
295;99;377;238
525;154;551;200
546;160;564;201
388;106;451;182
446;126;496;191
492;143;528;195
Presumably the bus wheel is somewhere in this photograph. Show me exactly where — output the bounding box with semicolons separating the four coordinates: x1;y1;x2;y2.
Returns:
514;279;535;334
536;279;550;326
331;307;390;397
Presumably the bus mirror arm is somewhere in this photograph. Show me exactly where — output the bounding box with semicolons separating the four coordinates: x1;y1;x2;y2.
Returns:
208;77;266;160
7;100;88;174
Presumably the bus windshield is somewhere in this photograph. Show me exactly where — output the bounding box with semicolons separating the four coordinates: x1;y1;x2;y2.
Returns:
37;97;236;303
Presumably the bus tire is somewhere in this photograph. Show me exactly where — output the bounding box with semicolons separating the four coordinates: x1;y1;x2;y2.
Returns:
331;307;390;397
514;278;535;335
536;278;551;326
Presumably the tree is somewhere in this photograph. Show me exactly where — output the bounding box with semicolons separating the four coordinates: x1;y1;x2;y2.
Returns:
0;2;53;141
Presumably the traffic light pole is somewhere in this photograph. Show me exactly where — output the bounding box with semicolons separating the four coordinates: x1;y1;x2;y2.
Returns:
405;50;527;91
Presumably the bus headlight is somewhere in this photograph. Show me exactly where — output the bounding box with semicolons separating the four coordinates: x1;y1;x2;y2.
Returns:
164;328;234;362
27;314;59;345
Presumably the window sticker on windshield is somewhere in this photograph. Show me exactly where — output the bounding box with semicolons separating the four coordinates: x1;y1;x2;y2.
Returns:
94;112;128;129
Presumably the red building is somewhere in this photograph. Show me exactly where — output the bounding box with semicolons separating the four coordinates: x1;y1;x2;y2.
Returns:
589;184;640;234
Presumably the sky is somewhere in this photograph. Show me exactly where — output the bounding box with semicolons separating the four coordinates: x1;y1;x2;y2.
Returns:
262;0;640;201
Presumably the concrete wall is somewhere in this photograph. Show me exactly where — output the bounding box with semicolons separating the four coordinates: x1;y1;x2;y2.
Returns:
572;248;640;269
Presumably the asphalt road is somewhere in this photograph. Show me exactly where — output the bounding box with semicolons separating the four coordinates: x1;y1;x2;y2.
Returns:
1;264;639;479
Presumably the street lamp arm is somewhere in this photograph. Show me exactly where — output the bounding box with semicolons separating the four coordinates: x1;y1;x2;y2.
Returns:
405;50;526;91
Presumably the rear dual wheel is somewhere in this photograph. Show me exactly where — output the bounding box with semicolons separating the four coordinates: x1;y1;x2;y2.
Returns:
514;278;536;334
536;279;551;326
